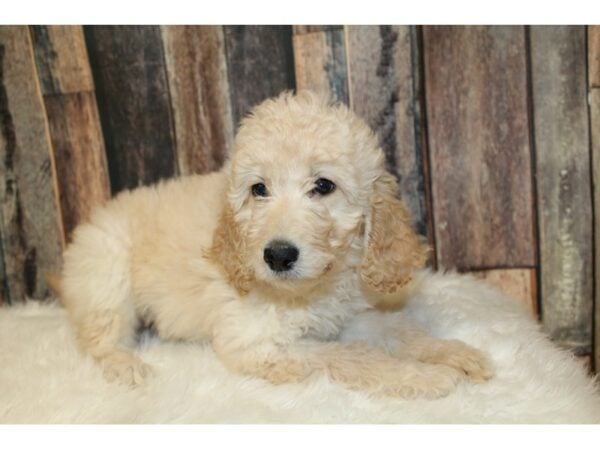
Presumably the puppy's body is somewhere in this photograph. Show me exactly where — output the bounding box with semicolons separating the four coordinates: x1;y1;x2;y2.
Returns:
61;92;492;396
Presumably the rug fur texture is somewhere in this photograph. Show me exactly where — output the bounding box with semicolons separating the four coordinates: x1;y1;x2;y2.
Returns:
1;271;599;423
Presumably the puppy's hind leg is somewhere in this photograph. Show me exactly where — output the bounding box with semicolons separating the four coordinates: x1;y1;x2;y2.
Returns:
62;220;151;386
75;309;151;386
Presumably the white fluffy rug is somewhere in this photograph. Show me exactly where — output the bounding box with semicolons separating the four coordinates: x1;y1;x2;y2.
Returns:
1;271;599;423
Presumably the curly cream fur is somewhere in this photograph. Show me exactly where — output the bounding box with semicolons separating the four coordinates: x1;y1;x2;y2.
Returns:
361;172;430;294
59;91;492;397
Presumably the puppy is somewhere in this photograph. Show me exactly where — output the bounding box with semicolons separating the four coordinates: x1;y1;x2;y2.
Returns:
59;91;492;398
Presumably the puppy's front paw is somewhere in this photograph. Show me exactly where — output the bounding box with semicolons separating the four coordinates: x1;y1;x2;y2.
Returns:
263;358;315;385
100;350;153;386
385;363;463;399
427;340;494;383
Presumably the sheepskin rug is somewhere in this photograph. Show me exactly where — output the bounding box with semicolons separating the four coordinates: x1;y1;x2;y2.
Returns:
1;271;599;424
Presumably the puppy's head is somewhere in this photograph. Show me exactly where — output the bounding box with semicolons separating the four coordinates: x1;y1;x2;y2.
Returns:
210;91;428;296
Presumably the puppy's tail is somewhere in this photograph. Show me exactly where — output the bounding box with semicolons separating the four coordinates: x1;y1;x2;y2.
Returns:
44;272;64;306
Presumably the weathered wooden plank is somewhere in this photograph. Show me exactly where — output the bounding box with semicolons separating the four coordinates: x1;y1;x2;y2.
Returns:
294;26;342;35
472;268;537;316
161;26;233;175
0;26;64;302
590;88;600;369
44;93;110;238
423;26;535;270
345;25;429;238
531;26;592;355
224;26;295;126
30;25;94;95
293;27;349;104
84;25;177;194
0;226;6;305
30;25;110;239
589;26;600;88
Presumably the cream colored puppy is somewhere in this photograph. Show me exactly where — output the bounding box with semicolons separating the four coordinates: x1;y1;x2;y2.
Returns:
60;91;492;398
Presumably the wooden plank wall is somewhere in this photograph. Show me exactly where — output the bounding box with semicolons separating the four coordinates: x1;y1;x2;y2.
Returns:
30;26;110;239
0;26;64;303
531;26;593;355
590;26;600;370
0;25;597;369
424;27;536;271
345;26;431;240
84;26;178;194
161;26;233;175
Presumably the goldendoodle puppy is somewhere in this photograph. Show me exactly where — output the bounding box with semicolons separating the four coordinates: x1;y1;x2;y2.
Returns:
59;91;492;398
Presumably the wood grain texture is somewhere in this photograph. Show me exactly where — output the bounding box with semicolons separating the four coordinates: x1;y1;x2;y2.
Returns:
589;26;600;88
44;93;110;237
531;26;593;355
30;25;94;95
0;26;64;303
0;231;6;305
84;26;177;194
423;26;535;270
346;25;430;238
294;26;342;35
472;268;537;316
161;26;233;175
224;26;295;126
30;25;110;239
591;88;600;369
293;27;349;104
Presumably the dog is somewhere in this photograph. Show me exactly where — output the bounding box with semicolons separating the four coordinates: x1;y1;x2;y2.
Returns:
58;91;492;398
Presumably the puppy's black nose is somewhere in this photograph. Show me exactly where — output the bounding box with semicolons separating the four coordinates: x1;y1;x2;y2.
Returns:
263;240;299;272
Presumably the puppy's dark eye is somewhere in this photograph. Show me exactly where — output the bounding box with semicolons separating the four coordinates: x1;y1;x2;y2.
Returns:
312;178;336;196
251;183;268;197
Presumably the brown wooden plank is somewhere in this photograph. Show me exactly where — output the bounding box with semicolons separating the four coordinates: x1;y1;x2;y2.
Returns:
423;26;535;270
161;26;233;176
294;26;342;35
0;26;64;303
471;268;537;316
30;25;110;239
531;26;593;355
84;25;177;194
30;25;94;95
44;93;110;238
293;27;349;104
589;26;600;88
345;25;430;238
591;88;600;370
224;26;295;126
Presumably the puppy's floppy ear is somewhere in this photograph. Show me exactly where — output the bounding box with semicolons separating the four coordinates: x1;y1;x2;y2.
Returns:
206;204;255;296
360;172;429;294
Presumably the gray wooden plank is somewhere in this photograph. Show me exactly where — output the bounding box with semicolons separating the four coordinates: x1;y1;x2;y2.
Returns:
30;25;94;95
84;25;178;194
293;27;349;104
345;25;430;238
590;88;600;368
0;26;65;302
224;26;295;126
531;26;593;354
589;26;600;88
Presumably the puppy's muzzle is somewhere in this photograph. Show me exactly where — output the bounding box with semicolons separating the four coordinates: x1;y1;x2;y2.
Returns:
263;240;299;272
